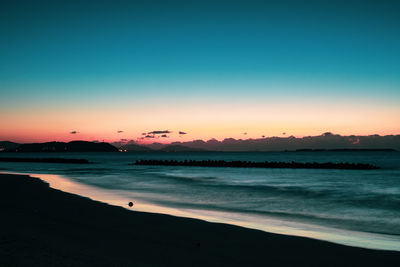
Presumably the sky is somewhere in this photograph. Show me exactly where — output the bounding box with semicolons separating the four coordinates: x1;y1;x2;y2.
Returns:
1;0;399;143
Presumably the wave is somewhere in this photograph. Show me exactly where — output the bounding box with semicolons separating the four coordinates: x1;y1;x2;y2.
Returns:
140;197;400;236
139;171;336;198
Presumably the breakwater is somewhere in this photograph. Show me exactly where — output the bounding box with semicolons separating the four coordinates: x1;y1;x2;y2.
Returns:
132;159;379;170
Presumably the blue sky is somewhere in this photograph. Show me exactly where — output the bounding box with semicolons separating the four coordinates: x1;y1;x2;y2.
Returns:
1;0;399;142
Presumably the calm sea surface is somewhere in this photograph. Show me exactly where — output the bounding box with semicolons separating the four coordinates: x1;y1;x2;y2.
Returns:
1;151;399;250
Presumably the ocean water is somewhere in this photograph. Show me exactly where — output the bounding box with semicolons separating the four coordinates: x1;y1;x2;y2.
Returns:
1;151;399;251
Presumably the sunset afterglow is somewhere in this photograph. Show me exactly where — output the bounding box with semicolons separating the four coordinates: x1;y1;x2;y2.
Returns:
1;1;399;143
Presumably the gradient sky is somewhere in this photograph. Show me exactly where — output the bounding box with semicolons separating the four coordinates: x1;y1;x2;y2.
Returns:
1;0;399;143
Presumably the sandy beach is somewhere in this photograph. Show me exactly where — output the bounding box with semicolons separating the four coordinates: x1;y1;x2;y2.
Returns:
1;173;399;266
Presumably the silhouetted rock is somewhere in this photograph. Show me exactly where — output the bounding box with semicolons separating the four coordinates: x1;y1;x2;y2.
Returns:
14;141;118;152
132;159;379;170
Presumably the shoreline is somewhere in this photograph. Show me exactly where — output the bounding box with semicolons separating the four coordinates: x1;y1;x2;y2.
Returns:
3;171;400;252
1;173;400;266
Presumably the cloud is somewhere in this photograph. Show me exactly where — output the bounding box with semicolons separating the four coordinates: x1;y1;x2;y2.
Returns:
243;132;247;135
70;131;78;134
145;135;155;138
179;131;187;135
117;130;124;133
148;130;171;135
120;138;128;141
161;134;168;138
142;133;147;135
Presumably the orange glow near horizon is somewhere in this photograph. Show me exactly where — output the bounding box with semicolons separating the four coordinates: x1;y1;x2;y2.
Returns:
1;0;400;145
1;99;399;143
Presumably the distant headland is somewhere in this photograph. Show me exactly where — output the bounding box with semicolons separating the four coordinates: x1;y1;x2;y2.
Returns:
0;141;118;152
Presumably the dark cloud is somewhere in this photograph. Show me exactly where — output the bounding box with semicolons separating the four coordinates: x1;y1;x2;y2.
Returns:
148;130;171;135
161;134;168;138
145;135;155;138
70;131;78;134
179;131;187;135
120;138;128;141
117;130;124;133
142;133;147;135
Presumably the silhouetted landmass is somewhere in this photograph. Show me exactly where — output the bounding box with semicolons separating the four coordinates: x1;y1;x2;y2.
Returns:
159;145;206;152
3;133;400;152
0;141;20;152
12;141;118;152
1;173;399;266
163;133;400;151
0;158;89;164
119;143;153;152
113;143;206;152
143;142;166;150
133;159;379;170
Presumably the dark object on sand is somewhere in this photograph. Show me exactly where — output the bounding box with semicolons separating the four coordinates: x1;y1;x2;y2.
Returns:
0;157;90;164
128;202;134;207
132;159;379;170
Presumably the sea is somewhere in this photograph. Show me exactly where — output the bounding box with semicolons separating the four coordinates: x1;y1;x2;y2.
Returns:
1;151;399;251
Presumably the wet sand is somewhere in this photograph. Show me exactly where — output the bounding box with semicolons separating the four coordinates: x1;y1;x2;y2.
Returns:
1;173;399;266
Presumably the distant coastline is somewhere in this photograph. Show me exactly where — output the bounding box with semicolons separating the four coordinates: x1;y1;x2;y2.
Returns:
293;148;397;152
1;132;400;153
1;140;398;153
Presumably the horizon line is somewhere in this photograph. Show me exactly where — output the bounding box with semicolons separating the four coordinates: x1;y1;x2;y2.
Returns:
2;132;400;145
